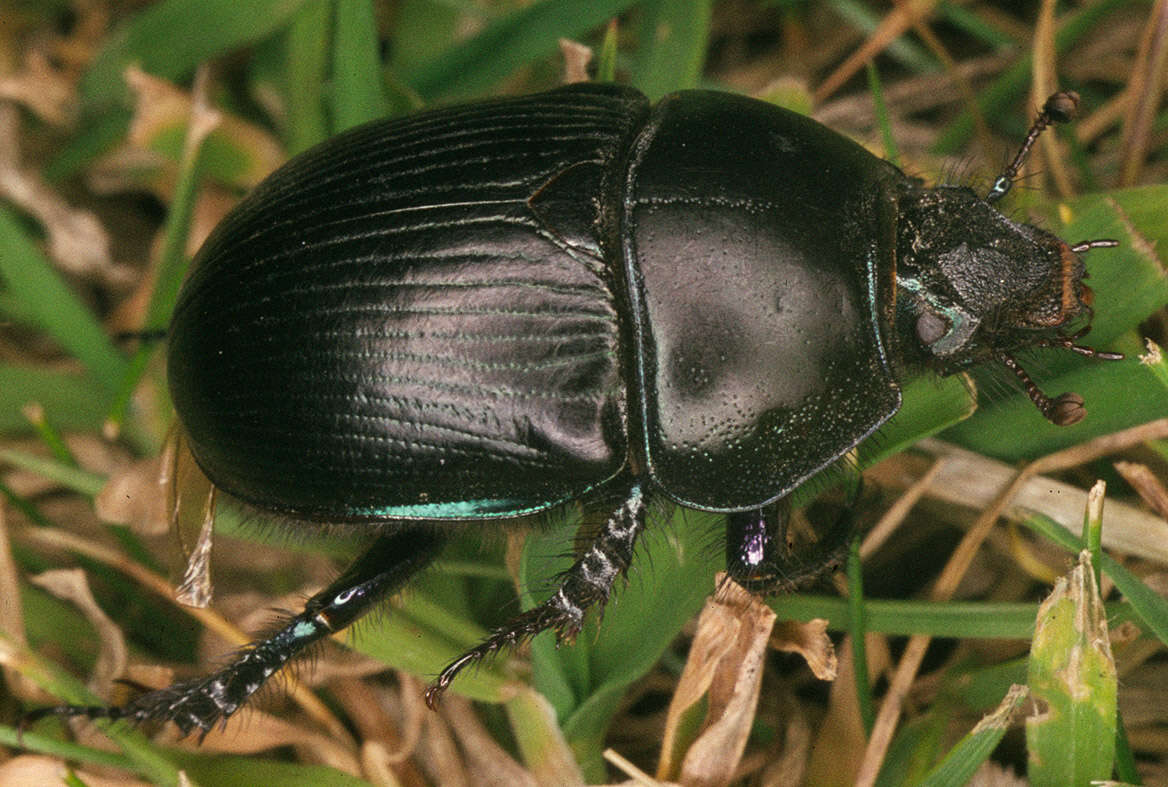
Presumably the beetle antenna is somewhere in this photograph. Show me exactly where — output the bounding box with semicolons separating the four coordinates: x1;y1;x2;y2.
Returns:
1070;238;1119;253
996;351;1086;426
986;91;1080;203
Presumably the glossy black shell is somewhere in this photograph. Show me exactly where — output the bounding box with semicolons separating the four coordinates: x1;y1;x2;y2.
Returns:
167;83;906;521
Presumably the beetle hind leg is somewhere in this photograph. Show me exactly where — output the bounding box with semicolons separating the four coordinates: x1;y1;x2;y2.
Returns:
23;527;444;739
426;479;648;707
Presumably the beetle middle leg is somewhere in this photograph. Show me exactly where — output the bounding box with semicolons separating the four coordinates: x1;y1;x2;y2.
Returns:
725;490;858;594
426;477;648;707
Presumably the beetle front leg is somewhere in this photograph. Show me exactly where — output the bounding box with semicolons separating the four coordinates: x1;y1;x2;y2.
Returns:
425;479;648;707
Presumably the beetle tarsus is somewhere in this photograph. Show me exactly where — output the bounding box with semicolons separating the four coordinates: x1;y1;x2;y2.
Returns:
426;480;648;708
1038;334;1125;360
1070;238;1119;253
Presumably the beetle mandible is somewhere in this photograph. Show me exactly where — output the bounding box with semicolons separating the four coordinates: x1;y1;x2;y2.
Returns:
27;83;1119;736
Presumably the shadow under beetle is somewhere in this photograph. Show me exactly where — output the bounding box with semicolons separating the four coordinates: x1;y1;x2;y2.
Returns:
27;84;1120;737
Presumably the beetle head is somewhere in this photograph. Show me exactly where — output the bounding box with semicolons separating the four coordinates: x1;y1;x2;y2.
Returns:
896;185;1087;360
888;90;1122;426
893;185;1119;425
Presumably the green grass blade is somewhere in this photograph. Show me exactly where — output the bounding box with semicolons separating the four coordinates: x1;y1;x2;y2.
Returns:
343;571;511;705
0;446;105;496
283;0;331;154
106;92;216;435
81;0;310;110
0;207;127;392
1022;512;1168;649
917;685;1029;787
630;0;712;101
771;596;1041;639
170;752;374;787
330;0;391;132
0;366;110;435
401;0;642;100
1025;551;1117;785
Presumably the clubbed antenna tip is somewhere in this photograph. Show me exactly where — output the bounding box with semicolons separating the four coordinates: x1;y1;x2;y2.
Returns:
986;91;1081;203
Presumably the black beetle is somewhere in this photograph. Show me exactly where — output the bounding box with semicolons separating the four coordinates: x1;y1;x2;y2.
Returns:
28;83;1119;736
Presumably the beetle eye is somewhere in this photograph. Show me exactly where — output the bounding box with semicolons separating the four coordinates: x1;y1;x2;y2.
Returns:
916;311;949;346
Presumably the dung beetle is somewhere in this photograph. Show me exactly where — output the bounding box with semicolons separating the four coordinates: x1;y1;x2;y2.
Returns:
27;83;1119;736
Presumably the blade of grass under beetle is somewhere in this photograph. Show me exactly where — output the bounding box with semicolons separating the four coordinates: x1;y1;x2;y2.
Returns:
951;350;1168;460
342;579;512;706
789;371;974;513
519;504;720;775
518;509;587;718
1056;188;1168;346
855;373;975;471
945;185;1168;459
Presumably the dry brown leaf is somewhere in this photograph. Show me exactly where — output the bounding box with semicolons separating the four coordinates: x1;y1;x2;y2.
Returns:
0;754;151;787
1114;460;1168;521
418;709;470;787
771;618;837;681
0;48;76;126
30;568;126;696
94;454;168;535
804;637;867;787
184;706;361;775
359;740;407;787
657;576;776;787
756;708;812;787
123;66;284;190
559;39;593;84
0;104;127;287
442;695;538;787
0;503;44;704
